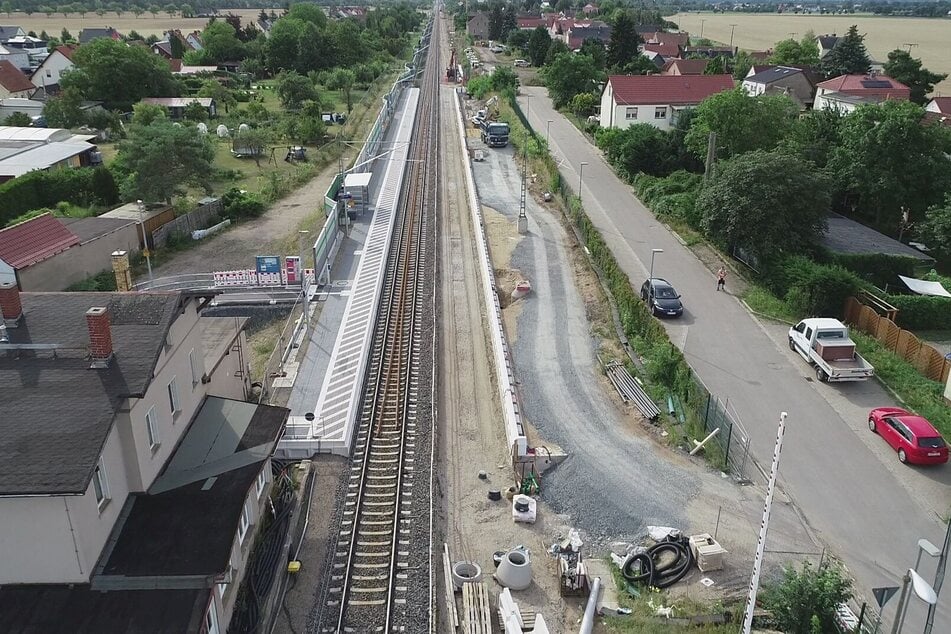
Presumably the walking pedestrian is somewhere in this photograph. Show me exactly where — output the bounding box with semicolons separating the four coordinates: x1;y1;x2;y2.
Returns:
716;266;726;291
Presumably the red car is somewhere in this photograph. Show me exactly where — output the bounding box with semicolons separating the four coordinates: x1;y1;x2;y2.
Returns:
868;408;948;465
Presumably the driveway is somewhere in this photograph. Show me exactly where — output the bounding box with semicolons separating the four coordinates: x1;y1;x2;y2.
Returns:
523;86;950;630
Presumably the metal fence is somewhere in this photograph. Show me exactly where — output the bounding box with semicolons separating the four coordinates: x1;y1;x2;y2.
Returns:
687;374;755;482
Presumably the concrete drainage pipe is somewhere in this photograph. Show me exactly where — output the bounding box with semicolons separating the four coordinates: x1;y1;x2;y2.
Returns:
451;561;483;589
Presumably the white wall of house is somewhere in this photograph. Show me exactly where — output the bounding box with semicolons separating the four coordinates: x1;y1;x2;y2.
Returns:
742;80;766;97
814;88;857;114
0;426;131;584
30;50;74;89
600;99;675;131
926;99;943;113
205;328;250;402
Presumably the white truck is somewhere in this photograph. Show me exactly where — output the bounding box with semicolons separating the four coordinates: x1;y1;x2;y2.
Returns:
788;318;874;382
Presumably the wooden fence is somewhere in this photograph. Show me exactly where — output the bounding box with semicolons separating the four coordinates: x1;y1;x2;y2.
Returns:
843;297;951;384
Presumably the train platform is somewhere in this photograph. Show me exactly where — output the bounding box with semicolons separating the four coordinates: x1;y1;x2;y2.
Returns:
277;86;420;458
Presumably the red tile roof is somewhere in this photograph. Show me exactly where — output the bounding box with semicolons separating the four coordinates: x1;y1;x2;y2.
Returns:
517;17;546;29
661;58;709;75
642;42;681;58
817;74;910;100
55;44;77;60
0;60;34;94
929;97;951;113
642;31;690;47
607;74;736;106
0;213;80;269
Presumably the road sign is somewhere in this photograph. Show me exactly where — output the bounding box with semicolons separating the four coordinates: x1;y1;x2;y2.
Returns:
873;586;899;609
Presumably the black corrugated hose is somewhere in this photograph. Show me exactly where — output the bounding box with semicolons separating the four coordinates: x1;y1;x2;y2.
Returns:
228;461;295;634
620;534;694;589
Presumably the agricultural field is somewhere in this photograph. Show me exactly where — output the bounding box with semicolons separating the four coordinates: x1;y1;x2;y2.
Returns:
0;7;262;38
671;12;951;94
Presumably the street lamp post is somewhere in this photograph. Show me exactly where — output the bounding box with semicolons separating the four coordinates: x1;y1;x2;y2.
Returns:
890;568;937;634
136;199;153;287
649;248;663;281
546;119;553;147
578;161;588;202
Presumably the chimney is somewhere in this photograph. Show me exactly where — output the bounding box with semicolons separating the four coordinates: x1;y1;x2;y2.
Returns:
86;307;114;367
0;281;23;326
111;250;132;292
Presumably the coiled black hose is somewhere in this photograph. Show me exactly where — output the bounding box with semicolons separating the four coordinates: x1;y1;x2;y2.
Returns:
621;535;694;589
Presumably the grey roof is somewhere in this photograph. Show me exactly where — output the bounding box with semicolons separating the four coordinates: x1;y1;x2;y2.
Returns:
745;65;802;85
0;585;206;633
59;216;137;243
0;25;23;42
78;27;118;44
98;397;287;579
822;213;934;262
0;292;183;495
818;35;841;49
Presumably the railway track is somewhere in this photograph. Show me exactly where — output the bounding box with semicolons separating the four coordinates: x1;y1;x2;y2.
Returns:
318;13;439;634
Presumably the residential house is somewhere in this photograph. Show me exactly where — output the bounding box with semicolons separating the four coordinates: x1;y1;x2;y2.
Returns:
641;31;690;49
814;73;910;113
256;16;274;36
683;45;736;59
816;33;841;59
0;125;99;183
30;44;76;97
141;96;217;119
169;59;219;76
467;12;490;40
185;30;203;51
599;74;736;131
0;96;44;120
566;24;611;50
151;40;175;59
661;58;708;76
79;27;122;44
642;42;682;59
926;97;951;115
0;59;33;98
4;35;48;70
0;212;143;291
582;3;599;15
0;25;24;44
0;43;29;72
0;283;285;634
742;65;819;110
517;16;547;30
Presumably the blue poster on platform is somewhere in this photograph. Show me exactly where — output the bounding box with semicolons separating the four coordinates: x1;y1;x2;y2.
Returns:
256;256;281;274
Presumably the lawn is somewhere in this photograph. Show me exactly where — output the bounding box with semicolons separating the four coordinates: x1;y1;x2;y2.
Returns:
670;12;951;94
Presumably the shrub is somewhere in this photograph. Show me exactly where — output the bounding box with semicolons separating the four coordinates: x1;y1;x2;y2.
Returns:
764;255;861;317
0;167;117;226
466;75;492;99
221;187;265;219
761;560;853;634
831;253;920;289
887;294;951;330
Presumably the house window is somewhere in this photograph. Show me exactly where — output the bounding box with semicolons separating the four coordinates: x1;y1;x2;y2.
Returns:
93;459;110;509
167;377;180;416
189;348;201;387
256;469;268;499
45;69;51;77
625;106;638;119
204;603;219;634
237;503;251;545
146;406;160;451
654;107;667;119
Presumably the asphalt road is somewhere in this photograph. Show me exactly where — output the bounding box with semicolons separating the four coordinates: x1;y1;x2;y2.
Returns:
522;86;951;629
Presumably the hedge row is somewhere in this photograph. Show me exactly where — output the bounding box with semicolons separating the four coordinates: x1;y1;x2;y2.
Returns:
761;255;862;318
830;253;922;290
886;294;951;330
0;167;119;227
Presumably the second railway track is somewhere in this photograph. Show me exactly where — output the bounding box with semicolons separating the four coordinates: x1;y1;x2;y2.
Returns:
317;11;440;634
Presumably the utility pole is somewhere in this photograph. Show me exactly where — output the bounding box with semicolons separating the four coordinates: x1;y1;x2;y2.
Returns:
729;24;737;48
923;519;950;634
903;42;918;53
703;132;717;182
699;18;706;40
742;412;789;634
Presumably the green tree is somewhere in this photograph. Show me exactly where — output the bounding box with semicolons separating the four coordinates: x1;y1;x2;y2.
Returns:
198;80;236;113
43;87;86;128
179;3;194;17
507;29;529;53
579;38;606;70
182;100;208;122
527;26;551;67
829;100;951;227
883;49;947;105
544;39;570;66
91;166;120;206
596;123;672;177
149;4;160;18
276;70;318;110
732;50;754;80
761;560;853;634
266;17;304;73
769;32;820;67
61;27;72;42
820;25;871;78
233;126;270;168
569;92;598;117
697;149;831;266
132;5;144;18
4;112;32;126
115;122;215;203
541;52;603;109
606;10;640;70
169;34;184;59
61;38;179;111
490;66;519;93
685;88;799;160
131;101;168;126
283;114;326;145
916;196;951;260
781;108;844;169
164;3;177;18
704;56;727;75
200;20;246;63
298;21;332;73
286;2;327;28
326;68;356;113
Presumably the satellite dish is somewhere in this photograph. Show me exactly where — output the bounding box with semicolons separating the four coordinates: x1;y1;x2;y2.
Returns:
238;123;250;133
196;122;208;134
216;124;230;138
